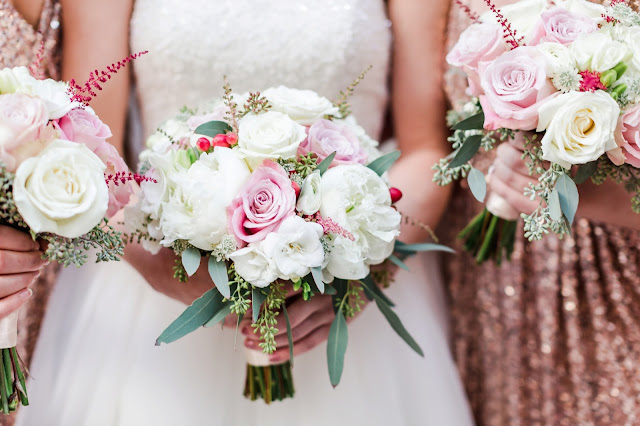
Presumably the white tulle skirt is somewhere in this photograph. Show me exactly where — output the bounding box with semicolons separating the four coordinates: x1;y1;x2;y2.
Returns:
16;253;473;426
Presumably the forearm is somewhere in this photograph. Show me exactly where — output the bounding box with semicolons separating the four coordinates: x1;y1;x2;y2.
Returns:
577;180;640;231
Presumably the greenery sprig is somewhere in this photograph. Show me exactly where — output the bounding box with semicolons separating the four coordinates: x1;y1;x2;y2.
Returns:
252;281;287;354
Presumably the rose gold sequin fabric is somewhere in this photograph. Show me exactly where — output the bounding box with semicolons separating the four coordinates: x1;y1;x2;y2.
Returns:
0;1;60;423
441;1;640;425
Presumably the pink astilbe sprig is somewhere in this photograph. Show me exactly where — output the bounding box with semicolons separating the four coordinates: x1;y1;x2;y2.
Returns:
455;0;480;23
579;70;607;92
105;171;157;187
310;213;355;241
68;51;149;106
28;40;46;80
483;0;524;49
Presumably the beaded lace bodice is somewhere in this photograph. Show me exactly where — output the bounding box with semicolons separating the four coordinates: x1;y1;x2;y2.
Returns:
130;0;391;146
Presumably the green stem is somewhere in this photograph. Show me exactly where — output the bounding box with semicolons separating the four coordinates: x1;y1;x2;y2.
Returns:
476;214;499;264
0;351;8;414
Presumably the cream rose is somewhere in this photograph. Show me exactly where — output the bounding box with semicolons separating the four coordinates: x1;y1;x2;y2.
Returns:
0;66;37;95
13;139;109;238
237;111;306;169
263;86;339;125
538;90;620;168
572;32;631;73
555;0;605;20
480;0;548;43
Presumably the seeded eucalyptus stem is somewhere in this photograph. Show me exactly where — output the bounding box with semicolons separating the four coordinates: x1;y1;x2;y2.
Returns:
458;209;517;265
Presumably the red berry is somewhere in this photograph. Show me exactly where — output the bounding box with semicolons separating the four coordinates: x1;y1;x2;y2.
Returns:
212;134;231;148
389;187;403;204
196;137;211;151
292;181;301;197
226;133;238;145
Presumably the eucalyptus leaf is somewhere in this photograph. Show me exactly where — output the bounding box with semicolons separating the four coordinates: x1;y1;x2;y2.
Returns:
208;257;230;299
548;188;562;221
448;135;482;168
194;120;232;137
394;243;455;255
468;167;487;202
323;285;337;296
181;247;201;277
389;255;410;271
574;161;598;185
331;279;348;314
310;266;325;294
156;287;224;345
203;303;231;328
556;173;579;225
360;275;395;307
367;151;401;176
327;311;348;387
375;299;424;357
252;287;269;323
316;152;336;175
283;304;294;367
453;112;485;131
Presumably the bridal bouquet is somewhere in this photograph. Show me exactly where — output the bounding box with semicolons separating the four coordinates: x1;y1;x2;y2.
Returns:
0;56;145;412
435;0;640;263
126;80;443;402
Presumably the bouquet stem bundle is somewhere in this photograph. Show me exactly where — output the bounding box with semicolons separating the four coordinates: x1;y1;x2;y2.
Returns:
0;312;28;414
244;362;294;403
458;209;517;265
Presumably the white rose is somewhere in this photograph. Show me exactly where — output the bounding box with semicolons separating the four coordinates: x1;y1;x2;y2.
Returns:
237;111;306;169
555;0;606;20
159;147;251;250
537;43;576;78
572;32;631;72
230;245;279;288
320;164;400;280
0;67;37;95
261;216;324;280
615;27;640;72
480;0;548;43
30;79;79;120
296;170;322;215
263;86;340;125
538;90;620;168
13;139;108;238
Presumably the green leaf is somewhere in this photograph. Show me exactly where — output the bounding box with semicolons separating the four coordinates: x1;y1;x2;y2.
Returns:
156;287;224;345
208;257;230;299
331;279;348;314
389;255;410;271
323;285;337;296
556;173;579;225
548;188;562;221
327;310;348;387
367;151;401;176
181;247;201;277
316;152;336;175
310;266;325;294
448;135;482;168
574;161;598;185
375;298;424;357
394;243;455;255
468;167;486;202
252;287;269;323
283;304;294;367
203;303;231;328
194;120;233;137
360;275;395;307
453;111;485;131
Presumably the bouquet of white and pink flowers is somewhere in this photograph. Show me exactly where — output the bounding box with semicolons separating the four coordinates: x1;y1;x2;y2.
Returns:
436;0;640;263
0;54;147;412
126;79;446;403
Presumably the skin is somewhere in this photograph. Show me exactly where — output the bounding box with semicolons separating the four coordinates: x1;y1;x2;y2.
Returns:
7;0;45;28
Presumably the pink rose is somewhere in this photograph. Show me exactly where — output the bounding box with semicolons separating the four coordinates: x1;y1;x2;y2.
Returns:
55;108;112;150
529;8;598;46
446;22;506;96
617;105;640;168
298;119;367;166
95;141;132;217
228;160;296;246
479;46;558;131
0;93;50;171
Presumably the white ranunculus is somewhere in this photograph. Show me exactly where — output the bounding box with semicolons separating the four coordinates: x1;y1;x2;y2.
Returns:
616;26;640;72
159;147;250;250
555;0;606;20
162;118;190;141
230;245;279;288
538;90;620;168
29;79;79;120
263;86;340;125
13;139;108;238
572;32;631;72
320;164;400;280
0;67;37;95
480;0;548;43
537;42;576;78
296;170;322;215
261;215;324;280
237;111;306;169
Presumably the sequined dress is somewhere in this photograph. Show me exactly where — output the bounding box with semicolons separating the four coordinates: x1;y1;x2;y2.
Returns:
0;0;60;424
443;1;640;425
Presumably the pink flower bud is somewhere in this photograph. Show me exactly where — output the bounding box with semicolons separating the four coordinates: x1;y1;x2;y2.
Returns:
389;187;403;204
196;137;211;151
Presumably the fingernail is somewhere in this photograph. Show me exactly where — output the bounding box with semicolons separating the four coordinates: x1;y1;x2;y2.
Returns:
241;326;250;335
19;288;33;300
245;339;256;349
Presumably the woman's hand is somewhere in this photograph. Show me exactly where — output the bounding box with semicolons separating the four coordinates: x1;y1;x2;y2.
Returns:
0;226;46;319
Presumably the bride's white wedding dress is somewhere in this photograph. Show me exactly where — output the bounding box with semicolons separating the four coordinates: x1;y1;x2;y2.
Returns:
18;1;473;425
